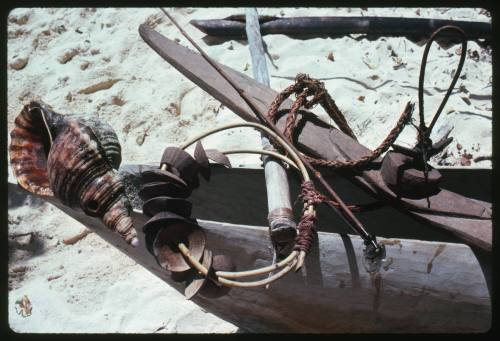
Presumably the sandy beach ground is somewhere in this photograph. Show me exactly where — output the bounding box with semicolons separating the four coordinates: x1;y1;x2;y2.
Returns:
7;7;491;333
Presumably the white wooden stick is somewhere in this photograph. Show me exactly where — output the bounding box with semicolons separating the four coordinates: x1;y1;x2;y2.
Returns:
245;8;296;245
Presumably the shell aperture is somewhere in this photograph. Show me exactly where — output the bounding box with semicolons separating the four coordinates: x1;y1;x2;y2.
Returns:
9;101;138;247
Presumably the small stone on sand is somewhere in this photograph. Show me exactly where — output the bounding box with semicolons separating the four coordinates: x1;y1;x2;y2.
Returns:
10;57;28;70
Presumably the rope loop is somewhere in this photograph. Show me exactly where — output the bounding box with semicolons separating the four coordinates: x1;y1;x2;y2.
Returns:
417;25;467;146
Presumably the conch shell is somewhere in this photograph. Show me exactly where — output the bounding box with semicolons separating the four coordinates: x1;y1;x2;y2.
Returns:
9;101;138;246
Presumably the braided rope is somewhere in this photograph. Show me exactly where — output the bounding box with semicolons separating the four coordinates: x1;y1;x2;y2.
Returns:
304;102;413;169
294;180;377;253
294;180;319;252
266;74;414;170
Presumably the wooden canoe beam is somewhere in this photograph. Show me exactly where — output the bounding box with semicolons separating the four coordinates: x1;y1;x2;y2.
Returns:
8;181;492;332
190;15;492;40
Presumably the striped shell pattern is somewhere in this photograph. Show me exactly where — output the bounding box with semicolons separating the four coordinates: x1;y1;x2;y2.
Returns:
9;101;138;246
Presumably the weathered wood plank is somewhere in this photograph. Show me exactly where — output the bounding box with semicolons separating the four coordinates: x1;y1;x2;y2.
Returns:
245;9;270;86
8;181;491;332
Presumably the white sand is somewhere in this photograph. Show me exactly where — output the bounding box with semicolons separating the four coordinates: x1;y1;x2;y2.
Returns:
7;7;491;333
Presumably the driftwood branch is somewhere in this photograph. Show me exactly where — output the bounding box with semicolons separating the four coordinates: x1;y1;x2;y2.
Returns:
190;16;492;40
62;229;93;245
473;155;492;162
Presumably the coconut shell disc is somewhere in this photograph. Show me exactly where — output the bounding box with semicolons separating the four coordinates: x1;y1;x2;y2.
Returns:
184;249;213;299
141;168;188;188
161;147;200;183
194;141;210;181
205;149;232;168
153;222;206;273
142;211;197;254
142;196;193;218
199;255;236;299
138;181;191;200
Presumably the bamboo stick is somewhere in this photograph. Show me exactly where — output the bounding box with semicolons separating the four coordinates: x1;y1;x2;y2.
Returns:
245;8;297;248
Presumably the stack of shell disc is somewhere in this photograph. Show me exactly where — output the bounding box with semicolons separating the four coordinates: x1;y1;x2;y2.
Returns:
185;249;213;299
143;196;192;218
153;220;205;272
139;168;192;199
139;148;204;272
161;147;201;190
140;145;234;299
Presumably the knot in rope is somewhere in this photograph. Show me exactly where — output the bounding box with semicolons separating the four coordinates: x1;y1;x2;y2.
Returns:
295;73;327;109
416;127;433;150
300;180;326;207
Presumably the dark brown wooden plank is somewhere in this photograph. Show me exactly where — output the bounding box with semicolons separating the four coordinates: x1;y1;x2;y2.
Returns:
283;116;492;251
245;8;296;242
119;164;490;248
